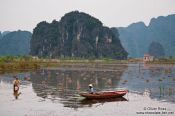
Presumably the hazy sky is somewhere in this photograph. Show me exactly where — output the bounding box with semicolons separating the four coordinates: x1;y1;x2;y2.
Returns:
1;0;175;32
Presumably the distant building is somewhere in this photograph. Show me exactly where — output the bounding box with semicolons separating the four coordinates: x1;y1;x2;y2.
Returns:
143;54;154;62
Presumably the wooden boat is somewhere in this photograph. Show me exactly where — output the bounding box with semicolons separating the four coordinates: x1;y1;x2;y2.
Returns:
79;90;128;99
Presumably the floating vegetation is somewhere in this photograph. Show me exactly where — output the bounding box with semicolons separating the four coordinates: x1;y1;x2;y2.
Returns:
164;69;172;74
173;78;175;81
168;88;174;96
121;80;128;85
24;77;31;81
83;77;87;80
158;79;163;82
123;80;128;83
122;82;126;85
145;79;149;83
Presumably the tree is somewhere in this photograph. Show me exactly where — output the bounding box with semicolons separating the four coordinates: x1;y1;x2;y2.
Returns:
148;42;165;58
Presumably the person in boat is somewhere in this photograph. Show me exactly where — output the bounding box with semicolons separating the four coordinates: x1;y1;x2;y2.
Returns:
88;84;94;94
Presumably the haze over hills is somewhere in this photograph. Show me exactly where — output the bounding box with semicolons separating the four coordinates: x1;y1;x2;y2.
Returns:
30;11;128;59
117;14;175;58
0;30;32;56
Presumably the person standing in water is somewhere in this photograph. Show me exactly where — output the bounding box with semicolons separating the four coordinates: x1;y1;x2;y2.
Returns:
88;84;94;94
13;76;21;99
13;76;20;92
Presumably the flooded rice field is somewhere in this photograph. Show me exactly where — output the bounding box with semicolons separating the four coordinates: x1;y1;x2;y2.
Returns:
0;63;175;116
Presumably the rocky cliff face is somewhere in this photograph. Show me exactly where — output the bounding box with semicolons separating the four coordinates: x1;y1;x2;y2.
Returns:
118;14;175;58
30;11;128;59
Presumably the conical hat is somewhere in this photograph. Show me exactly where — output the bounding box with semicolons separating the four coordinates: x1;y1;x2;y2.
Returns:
88;84;93;87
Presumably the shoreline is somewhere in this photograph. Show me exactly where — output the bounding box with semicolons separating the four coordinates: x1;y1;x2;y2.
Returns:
0;58;175;73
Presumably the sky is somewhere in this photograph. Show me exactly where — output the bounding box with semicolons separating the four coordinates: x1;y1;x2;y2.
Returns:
0;0;175;32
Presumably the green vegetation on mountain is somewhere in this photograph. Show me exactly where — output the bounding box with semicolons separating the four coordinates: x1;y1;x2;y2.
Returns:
2;31;10;36
30;11;128;59
0;30;32;56
148;42;165;58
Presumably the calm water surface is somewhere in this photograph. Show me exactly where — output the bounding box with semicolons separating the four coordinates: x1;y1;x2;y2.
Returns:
0;63;175;116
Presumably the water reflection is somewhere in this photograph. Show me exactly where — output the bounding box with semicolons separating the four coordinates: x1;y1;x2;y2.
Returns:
13;91;21;99
62;96;128;109
80;97;127;107
0;73;32;100
0;63;175;110
120;64;175;102
30;64;128;108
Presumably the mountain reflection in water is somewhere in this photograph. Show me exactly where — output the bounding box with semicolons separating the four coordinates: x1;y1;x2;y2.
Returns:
30;64;128;108
29;63;175;106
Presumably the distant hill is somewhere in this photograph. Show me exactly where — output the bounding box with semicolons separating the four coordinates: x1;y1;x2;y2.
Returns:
117;14;175;58
0;32;2;40
31;11;128;59
0;30;32;56
2;31;10;37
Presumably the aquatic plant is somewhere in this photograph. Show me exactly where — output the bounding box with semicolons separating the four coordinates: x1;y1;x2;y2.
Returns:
158;79;163;82
145;79;149;83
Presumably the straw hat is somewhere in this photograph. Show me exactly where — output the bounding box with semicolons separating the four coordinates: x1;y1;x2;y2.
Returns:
88;84;93;87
